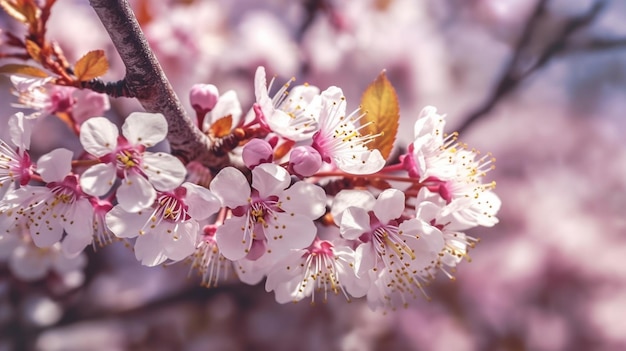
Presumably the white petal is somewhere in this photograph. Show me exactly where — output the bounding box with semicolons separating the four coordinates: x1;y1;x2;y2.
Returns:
254;66;269;102
37;148;73;182
264;250;304;292
265;213;316;254
9;112;35;151
279;182;325;219
373;189;405;224
79;117;119;157
339;207;370;240
182;182;221;220
210;167;250;208
252;163;290;198
122;112;168;147
164;221;198;262
105;205;151;239
215;217;250;261
79;163;116;196
117;173;156;212
61;199;94;257
399;219;444;269
30;218;63;248
134;233;168;267
331;190;375;225
143;152;186;191
353;243;375;278
335;149;385;175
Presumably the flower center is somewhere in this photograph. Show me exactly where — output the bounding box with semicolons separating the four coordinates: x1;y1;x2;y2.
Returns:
154;191;189;223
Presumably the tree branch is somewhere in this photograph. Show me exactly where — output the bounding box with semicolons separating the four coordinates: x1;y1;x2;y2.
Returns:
88;0;228;168
456;0;608;134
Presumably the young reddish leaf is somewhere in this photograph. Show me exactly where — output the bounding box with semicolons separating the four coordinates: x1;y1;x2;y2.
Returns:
0;64;49;78
74;50;109;81
209;115;233;138
359;70;400;160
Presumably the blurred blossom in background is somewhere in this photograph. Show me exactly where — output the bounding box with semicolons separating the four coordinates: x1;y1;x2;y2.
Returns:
2;0;626;350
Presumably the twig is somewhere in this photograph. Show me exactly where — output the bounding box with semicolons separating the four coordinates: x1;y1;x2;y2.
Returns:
456;0;608;134
88;0;228;168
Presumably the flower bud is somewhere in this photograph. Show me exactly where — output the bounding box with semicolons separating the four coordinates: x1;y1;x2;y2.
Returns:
289;146;322;177
189;84;219;114
242;139;274;169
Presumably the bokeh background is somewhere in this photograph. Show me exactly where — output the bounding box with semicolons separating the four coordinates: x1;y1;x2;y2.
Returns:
2;0;626;350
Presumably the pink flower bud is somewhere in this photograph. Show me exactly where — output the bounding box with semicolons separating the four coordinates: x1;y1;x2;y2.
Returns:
289;146;322;177
242;139;274;169
189;84;219;113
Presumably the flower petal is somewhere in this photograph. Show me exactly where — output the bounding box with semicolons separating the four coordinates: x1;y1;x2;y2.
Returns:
339;207;370;240
252;163;290;198
80;163;116;196
210;167;250;208
9;112;35;151
373;189;405;224
279;181;325;219
164;221;198;262
105;205;152;239
37;148;73;182
142;152;186;191
335;149;385;175
331;190;375;225
182;182;221;220
215;217;251;261
134;233;168;267
117;173;156;212
79;117;119;157
265;213;316;254
61;198;94;257
122;112;168;147
30;217;63;248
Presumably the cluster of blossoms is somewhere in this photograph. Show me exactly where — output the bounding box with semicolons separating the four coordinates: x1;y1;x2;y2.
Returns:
0;66;500;310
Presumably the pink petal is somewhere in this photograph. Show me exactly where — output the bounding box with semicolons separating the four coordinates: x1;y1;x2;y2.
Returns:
252;163;290;198
210;167;250;208
37;148;73;182
215;217;251;261
117;173;156;212
279;182;326;220
265;213;316;254
372;189;405;224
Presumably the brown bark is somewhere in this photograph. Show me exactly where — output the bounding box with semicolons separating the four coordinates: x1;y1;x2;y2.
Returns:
88;0;227;168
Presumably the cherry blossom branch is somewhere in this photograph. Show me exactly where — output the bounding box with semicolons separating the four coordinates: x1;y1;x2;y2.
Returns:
87;0;227;167
456;0;608;134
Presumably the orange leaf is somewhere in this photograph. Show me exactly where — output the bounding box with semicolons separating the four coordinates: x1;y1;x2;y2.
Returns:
209;115;233;138
359;70;400;160
0;64;49;78
25;39;41;61
74;50;109;81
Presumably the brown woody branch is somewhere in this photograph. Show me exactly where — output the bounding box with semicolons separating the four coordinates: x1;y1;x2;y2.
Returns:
88;0;227;168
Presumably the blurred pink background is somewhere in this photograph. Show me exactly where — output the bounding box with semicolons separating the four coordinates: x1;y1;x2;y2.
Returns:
2;0;626;350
